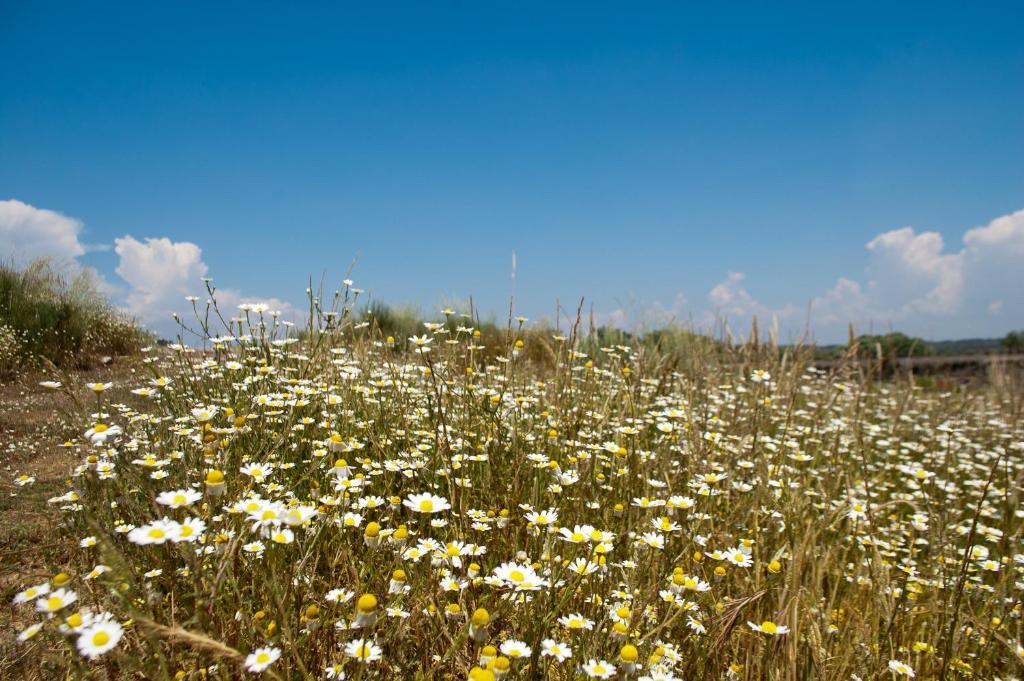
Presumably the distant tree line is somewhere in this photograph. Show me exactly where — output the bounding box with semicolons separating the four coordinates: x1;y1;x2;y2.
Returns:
1003;330;1024;354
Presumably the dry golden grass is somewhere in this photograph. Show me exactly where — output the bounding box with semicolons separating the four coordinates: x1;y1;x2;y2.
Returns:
3;289;1023;680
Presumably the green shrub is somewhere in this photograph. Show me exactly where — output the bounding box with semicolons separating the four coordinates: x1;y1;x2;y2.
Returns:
0;258;149;376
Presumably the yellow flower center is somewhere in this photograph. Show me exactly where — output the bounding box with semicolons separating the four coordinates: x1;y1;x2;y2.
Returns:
148;528;166;539
419;499;434;512
357;594;378;613
761;621;778;634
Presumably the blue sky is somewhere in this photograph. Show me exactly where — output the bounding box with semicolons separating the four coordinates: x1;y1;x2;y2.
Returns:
2;2;1022;341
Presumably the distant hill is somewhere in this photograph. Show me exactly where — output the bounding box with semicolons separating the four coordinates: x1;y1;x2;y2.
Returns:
928;337;1005;355
811;334;1008;360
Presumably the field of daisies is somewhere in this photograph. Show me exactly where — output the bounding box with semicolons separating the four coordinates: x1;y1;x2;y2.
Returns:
8;289;1024;680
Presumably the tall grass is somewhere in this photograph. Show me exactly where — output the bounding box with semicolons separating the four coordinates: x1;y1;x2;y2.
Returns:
6;281;1023;680
0;259;148;377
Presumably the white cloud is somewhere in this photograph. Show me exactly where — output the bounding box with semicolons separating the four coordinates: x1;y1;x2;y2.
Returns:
0;199;88;263
113;236;304;336
114;236;209;327
597;207;1024;342
782;209;1023;339
963;208;1024;256
709;272;770;319
864;227;963;315
212;289;304;324
706;272;802;339
2;201;304;338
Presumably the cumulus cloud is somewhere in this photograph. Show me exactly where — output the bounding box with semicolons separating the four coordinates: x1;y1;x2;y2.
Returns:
812;209;1024;337
963;209;1024;256
709;272;783;320
0;199;88;262
598;207;1024;342
0;199;302;338
114;236;209;326
113;236;304;336
704;272;804;340
753;208;1024;340
863;227;963;315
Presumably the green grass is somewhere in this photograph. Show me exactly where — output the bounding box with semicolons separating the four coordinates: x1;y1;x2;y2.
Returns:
0;259;149;378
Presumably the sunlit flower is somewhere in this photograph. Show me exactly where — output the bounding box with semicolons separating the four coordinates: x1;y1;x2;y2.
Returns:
748;620;789;635
541;638;573;662
500;639;531;659
76;615;123;659
403;492;451;514
345;638;382;663
582;659;617;679
36;588;77;614
156;488;202;508
245;646;281;673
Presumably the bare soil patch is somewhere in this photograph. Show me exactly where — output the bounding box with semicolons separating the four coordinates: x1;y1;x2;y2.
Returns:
0;359;143;678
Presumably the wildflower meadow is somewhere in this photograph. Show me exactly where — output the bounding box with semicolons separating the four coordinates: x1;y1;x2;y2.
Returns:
7;281;1024;680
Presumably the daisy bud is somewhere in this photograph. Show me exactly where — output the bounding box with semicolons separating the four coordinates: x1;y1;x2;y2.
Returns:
479;645;497;666
389;569;407;594
204;469;226;497
303;604;320;632
469;607;490;642
619;644;639;674
468;667;495;681
488;656;510;679
354;593;378;628
364;522;381;548
391;524;408;547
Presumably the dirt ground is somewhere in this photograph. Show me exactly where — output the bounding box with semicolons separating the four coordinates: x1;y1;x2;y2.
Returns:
0;359;143;678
